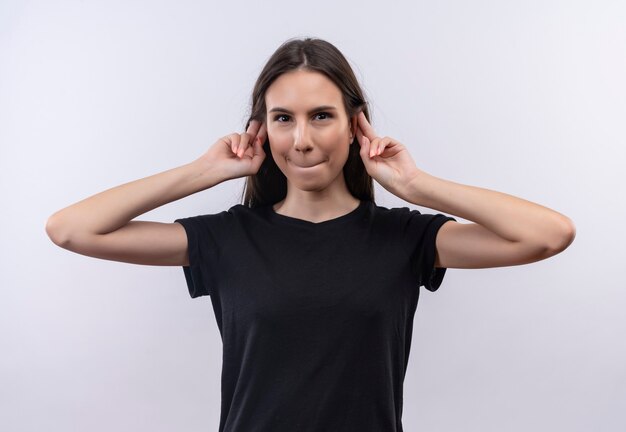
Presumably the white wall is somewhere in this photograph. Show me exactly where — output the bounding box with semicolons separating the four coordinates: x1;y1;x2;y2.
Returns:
1;0;624;431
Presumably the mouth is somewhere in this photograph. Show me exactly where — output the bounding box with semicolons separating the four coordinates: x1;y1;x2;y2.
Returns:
289;160;324;169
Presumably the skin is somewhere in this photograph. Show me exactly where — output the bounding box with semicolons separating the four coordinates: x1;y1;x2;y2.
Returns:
264;69;361;222
46;69;575;270
354;112;576;268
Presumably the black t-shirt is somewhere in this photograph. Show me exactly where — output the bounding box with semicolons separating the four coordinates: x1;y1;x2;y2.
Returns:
175;200;455;432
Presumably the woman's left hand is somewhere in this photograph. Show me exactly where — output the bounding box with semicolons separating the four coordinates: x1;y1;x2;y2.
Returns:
355;111;422;198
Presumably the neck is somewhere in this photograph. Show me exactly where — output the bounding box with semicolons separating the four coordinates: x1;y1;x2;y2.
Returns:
273;189;360;223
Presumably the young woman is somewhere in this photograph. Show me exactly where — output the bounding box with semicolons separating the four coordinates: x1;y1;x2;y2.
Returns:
46;38;575;431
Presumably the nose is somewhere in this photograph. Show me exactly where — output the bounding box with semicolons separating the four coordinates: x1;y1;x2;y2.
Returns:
293;120;312;153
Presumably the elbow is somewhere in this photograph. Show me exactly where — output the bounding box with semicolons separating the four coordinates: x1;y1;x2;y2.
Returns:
45;212;71;248
545;216;576;256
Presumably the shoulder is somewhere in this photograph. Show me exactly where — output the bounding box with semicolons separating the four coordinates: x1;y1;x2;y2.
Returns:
368;202;455;240
174;204;253;230
368;202;423;223
177;203;263;221
361;203;424;238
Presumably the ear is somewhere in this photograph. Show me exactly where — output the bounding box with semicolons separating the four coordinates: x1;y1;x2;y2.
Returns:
349;115;358;139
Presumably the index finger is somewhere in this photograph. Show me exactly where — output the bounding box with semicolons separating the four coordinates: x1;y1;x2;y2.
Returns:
357;111;378;140
246;119;261;136
256;121;267;143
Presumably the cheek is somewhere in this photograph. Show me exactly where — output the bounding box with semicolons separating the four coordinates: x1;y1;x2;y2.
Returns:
267;131;290;153
319;129;341;143
323;129;351;154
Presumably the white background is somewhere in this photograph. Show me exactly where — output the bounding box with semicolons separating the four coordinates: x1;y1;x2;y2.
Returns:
1;0;625;431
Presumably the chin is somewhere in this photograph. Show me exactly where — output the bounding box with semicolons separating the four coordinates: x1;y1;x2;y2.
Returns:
287;174;331;191
287;169;348;193
291;182;333;192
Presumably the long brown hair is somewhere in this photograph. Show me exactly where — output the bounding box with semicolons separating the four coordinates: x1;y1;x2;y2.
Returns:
240;37;375;207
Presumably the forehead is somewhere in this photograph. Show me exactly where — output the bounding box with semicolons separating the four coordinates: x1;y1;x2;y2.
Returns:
265;69;343;111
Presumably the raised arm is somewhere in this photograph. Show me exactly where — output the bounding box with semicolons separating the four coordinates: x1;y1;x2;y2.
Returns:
354;111;575;269
405;171;576;269
45;120;267;266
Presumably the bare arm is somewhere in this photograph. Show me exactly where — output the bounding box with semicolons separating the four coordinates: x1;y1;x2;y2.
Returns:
45;120;268;266
45;160;223;266
405;170;576;269
354;111;576;270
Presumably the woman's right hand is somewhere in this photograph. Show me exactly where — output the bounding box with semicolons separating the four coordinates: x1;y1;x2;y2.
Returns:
197;119;268;181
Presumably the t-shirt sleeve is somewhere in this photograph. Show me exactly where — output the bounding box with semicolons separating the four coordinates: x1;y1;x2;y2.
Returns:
174;212;228;298
401;209;456;292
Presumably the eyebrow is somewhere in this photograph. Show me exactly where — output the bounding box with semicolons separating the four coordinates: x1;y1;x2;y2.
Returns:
268;105;337;115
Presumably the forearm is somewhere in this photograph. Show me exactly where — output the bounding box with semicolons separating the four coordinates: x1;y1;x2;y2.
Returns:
405;169;576;250
46;159;223;242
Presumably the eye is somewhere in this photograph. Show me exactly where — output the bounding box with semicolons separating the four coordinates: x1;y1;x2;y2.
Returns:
274;114;290;123
314;112;332;120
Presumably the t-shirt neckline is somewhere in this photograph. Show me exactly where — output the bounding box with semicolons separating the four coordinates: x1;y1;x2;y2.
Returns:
265;199;369;228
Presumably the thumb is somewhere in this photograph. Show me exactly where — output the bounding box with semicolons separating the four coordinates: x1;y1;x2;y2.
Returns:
357;128;370;155
254;136;262;152
361;135;373;164
251;136;266;162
